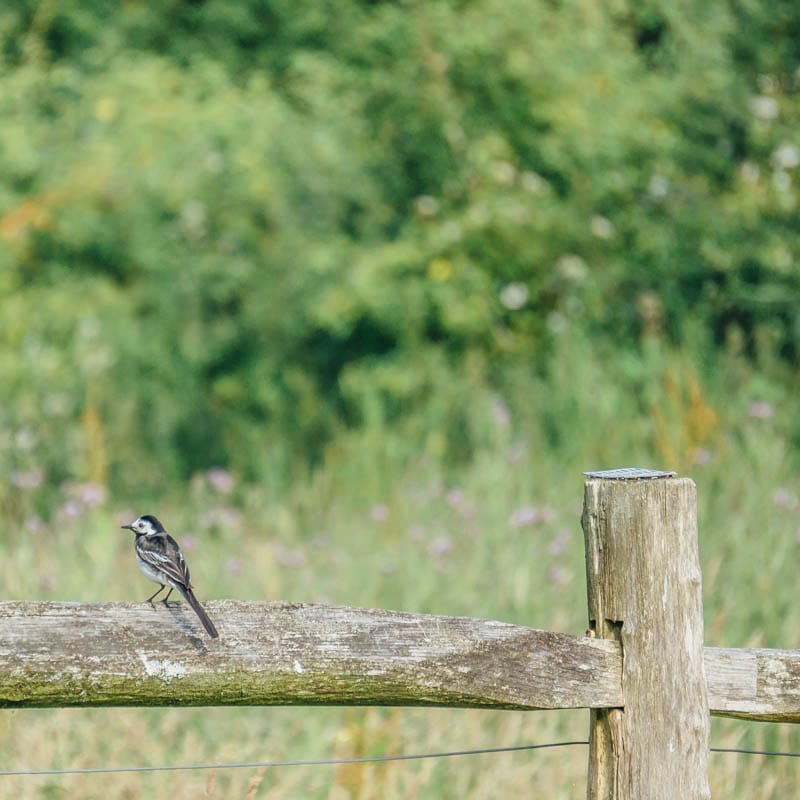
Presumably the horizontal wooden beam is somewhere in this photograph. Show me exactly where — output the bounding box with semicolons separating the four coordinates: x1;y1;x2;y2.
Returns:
705;646;800;722
0;601;621;710
3;602;799;720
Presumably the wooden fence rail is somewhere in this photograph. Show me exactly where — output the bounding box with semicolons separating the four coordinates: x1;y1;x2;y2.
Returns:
2;602;800;721
2;469;797;798
0;601;621;709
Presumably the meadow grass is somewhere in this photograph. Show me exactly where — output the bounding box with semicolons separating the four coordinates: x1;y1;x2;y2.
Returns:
2;337;799;798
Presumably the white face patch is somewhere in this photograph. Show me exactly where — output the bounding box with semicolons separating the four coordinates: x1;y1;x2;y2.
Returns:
127;515;164;536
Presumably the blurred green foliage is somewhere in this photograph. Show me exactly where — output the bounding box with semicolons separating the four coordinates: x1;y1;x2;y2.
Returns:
1;0;799;500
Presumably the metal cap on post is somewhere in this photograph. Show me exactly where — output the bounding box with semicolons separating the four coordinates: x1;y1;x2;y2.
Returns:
582;468;710;800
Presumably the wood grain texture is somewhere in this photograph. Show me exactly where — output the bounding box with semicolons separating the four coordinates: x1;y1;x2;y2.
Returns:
583;476;711;800
0;601;622;709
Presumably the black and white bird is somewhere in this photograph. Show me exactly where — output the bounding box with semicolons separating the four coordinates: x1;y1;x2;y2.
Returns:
121;514;219;638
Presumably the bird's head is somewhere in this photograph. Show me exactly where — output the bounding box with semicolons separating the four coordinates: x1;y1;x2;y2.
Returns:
121;514;166;536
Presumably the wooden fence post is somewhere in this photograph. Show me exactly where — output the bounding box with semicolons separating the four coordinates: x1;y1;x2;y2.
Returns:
582;469;710;800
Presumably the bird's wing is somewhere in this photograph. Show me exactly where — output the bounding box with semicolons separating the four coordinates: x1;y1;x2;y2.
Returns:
139;535;192;588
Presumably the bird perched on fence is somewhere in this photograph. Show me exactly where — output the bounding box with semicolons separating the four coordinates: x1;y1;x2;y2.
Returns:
121;514;219;638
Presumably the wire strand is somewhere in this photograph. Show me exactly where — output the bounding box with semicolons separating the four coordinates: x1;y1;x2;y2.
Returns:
3;741;799;777
0;741;589;777
710;746;800;758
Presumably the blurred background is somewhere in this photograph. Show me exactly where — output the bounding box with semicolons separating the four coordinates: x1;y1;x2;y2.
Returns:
1;1;799;797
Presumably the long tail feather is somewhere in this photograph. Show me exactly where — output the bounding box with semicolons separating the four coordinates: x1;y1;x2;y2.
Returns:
180;587;219;638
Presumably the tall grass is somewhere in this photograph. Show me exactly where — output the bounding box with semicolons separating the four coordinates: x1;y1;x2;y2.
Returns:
2;332;799;798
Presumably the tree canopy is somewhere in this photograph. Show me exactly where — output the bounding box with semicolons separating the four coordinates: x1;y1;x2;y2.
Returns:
1;0;798;496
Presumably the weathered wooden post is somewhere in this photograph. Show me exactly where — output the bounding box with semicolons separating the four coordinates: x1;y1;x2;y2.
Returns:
582;469;710;800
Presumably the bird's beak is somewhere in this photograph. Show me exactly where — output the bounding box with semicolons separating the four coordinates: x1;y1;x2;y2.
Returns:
120;523;134;531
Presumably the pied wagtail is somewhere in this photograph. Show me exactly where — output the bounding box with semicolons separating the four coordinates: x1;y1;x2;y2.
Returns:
121;514;219;638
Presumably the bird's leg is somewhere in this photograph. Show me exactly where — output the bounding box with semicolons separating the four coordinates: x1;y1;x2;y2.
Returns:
145;584;167;607
161;587;178;607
